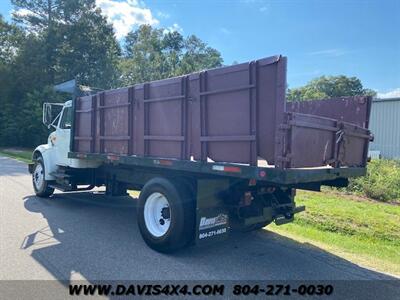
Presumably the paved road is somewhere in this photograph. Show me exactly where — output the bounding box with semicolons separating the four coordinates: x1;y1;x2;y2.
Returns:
1;156;399;298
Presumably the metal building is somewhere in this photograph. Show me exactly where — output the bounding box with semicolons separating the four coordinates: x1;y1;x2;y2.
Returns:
368;97;400;159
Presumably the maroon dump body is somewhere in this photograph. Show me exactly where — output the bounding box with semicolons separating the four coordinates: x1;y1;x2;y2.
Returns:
73;55;372;169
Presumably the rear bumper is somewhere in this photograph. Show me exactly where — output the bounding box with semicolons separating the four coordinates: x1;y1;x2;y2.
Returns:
280;167;366;186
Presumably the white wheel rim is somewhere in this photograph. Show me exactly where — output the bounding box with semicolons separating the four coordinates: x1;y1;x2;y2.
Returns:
144;192;171;237
33;164;44;190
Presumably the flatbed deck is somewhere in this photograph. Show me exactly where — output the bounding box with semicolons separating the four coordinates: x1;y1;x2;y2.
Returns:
68;152;365;186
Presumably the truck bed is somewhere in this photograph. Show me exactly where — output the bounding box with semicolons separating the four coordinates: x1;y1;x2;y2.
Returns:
70;54;372;182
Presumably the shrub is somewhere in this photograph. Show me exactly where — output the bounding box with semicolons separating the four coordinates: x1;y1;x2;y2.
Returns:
347;159;400;202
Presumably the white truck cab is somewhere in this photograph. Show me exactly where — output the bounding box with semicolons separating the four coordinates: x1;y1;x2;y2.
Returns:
29;100;99;196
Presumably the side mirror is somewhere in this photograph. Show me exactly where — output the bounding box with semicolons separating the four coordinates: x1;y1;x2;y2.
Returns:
43;103;52;127
42;103;64;129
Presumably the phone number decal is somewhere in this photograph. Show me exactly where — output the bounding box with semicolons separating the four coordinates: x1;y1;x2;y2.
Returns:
199;227;227;239
232;284;334;296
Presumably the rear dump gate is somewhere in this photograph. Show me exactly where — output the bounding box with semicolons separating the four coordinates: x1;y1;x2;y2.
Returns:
72;55;372;173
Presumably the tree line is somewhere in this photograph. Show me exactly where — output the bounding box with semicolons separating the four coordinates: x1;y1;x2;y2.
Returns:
0;0;223;147
0;0;375;148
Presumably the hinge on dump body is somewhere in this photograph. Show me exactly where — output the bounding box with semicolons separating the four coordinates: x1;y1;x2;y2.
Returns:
327;123;345;167
275;117;292;168
278;124;291;130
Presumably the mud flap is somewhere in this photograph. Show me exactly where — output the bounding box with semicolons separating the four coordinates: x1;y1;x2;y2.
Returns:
195;179;231;244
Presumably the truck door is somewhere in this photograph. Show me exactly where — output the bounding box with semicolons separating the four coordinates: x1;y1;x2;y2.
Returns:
56;105;72;166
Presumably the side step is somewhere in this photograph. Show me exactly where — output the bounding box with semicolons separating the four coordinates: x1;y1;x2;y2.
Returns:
49;167;95;192
49;171;72;178
49;183;95;192
49;183;74;192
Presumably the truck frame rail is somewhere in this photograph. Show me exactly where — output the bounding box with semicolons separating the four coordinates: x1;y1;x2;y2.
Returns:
68;151;365;188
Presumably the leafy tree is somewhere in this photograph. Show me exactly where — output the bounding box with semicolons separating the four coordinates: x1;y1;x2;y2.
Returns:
121;25;168;84
0;15;24;64
18;87;65;147
0;31;66;146
0;15;26;145
287;75;377;101
0;0;121;147
1;3;222;148
11;0;121;88
12;0;62;83
179;35;222;74
55;1;121;88
120;25;223;85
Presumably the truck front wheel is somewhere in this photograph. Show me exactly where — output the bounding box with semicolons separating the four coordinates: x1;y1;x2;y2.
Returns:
137;178;195;253
32;157;54;197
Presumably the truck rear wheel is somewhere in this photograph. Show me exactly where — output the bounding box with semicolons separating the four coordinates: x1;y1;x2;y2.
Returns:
137;178;195;253
32;157;54;198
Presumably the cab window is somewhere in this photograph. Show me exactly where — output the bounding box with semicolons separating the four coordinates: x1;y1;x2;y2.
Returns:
59;107;72;129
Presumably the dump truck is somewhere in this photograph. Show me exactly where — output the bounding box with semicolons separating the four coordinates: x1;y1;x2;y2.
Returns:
29;55;373;252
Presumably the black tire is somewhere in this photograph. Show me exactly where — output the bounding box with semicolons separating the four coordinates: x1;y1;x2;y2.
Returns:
137;177;195;253
32;157;54;197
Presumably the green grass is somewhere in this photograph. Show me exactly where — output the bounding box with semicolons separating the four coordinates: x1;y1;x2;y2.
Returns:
269;190;400;276
345;159;400;203
0;148;33;163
